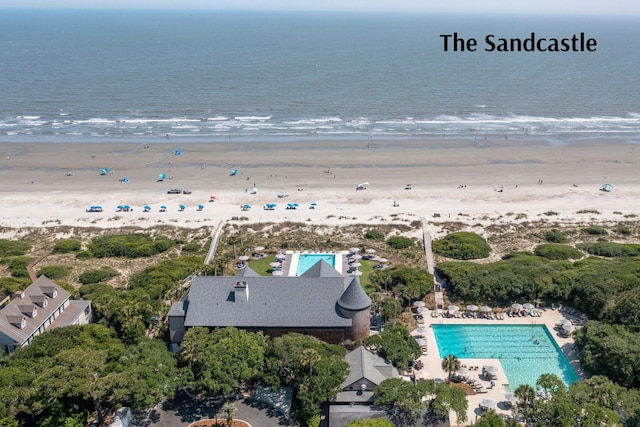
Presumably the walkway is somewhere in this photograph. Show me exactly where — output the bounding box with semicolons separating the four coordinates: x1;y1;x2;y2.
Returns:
204;220;224;266
421;217;444;310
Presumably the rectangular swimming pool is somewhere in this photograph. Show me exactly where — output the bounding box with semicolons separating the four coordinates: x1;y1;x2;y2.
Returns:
296;253;336;275
433;324;579;388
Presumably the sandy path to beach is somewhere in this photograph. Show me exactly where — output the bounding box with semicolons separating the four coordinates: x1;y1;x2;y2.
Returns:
0;138;638;230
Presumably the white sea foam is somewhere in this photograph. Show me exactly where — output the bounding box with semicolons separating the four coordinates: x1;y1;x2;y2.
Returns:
234;115;272;121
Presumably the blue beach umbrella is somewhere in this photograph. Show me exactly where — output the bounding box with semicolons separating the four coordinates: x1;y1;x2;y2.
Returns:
116;205;123;211
100;168;109;175
292;203;299;207
124;205;131;210
159;173;166;180
230;169;238;176
310;202;317;206
159;205;167;211
197;204;204;210
243;204;251;209
143;205;151;212
179;205;186;211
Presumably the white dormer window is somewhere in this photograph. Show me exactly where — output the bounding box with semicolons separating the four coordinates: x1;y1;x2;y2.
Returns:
21;318;26;329
32;307;37;317
52;287;58;298
43;298;48;307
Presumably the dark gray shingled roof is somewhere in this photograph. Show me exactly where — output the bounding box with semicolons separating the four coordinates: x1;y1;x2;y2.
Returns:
337;277;372;311
341;346;399;389
184;274;353;328
301;259;344;278
236;266;262;277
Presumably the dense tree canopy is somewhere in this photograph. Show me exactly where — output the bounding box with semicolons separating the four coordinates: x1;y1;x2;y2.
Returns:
364;323;420;370
370;265;433;306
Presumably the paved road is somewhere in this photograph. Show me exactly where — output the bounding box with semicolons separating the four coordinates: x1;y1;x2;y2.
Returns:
135;392;292;427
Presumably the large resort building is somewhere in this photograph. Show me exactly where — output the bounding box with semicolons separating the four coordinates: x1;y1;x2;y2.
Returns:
0;276;93;355
169;259;372;349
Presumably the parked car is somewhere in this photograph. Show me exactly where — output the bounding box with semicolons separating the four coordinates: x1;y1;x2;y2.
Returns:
167;189;181;194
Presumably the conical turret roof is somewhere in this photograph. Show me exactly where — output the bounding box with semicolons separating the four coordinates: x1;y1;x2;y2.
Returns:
338;277;371;311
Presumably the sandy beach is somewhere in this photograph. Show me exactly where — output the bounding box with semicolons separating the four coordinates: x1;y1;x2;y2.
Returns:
0;137;638;231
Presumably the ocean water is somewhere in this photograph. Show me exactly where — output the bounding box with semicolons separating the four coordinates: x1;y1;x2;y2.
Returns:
1;10;639;142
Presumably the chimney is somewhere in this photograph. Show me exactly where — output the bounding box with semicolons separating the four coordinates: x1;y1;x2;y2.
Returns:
14;291;25;299
234;281;249;303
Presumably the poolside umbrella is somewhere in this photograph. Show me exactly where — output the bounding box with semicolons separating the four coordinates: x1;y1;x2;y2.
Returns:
275;253;286;260
416;327;428;335
417;307;429;314
559;318;572;326
349;262;362;268
255;246;265;251
485;365;499;374
448;305;460;313
269;262;282;268
351;270;363;276
480;305;492;313
238;255;250;261
466;304;478;312
414;301;426;307
456;367;470;376
523;303;535;310
563;324;576;333
415;338;427;347
351;254;362;260
505;393;518;403
480;398;497;410
366;248;377;254
511;303;523;311
272;270;283;276
349;247;360;253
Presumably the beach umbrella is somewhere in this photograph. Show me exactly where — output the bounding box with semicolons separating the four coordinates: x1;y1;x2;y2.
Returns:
456;367;470;376
351;254;362;260
292;203;299;207
559;318;572;326
238;255;250;261
414;301;426;308
179;205;185;211
243;204;251;209
415;338;427;346
101;168;109;175
159;173;166;180
562;323;576;332
377;257;388;263
272;270;283;276
349;262;362;268
417;307;429;314
143;205;151;211
93;205;102;210
511;303;523;311
124;205;131;210
209;195;216;201
480;398;497;409
485;365;499;374
351;270;363;276
349;247;360;253
480;306;492;313
365;248;377;254
505;393;518;403
197;204;204;210
121;177;129;183
448;305;460;312
416;327;428;335
523;303;535;310
116;205;123;210
230;169;238;176
310;202;317;207
269;262;282;268
160;205;167;210
275;253;286;260
466;304;478;312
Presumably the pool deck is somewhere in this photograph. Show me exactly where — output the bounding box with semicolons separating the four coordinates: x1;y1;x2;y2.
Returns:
410;307;586;426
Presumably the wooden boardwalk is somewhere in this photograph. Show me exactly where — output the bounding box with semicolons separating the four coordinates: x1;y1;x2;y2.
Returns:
421;217;444;311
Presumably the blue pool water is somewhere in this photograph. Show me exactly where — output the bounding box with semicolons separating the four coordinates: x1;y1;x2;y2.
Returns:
433;324;579;388
296;253;336;275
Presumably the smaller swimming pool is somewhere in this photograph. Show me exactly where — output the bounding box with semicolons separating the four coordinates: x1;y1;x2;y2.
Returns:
296;253;336;275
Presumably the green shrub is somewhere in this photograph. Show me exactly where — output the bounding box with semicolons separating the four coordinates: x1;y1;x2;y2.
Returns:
52;239;81;254
543;229;568;243
433;231;491;260
0;276;31;295
8;256;32;278
576;242;640;257
75;250;94;260
129;256;203;299
583;226;608;236
386;236;413;250
0;239;31;257
88;234;174;258
534;244;583;260
365;229;385;240
613;226;632;236
181;242;201;253
78;266;119;285
37;265;71;280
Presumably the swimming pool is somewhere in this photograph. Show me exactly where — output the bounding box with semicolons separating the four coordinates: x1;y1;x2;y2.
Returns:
296;253;336;275
433;324;579;388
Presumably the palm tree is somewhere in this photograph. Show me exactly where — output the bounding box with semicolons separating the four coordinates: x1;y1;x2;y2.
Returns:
220;402;237;427
514;383;536;421
300;348;321;378
441;354;461;381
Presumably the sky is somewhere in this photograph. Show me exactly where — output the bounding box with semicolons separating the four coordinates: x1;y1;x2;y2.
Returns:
1;0;639;15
